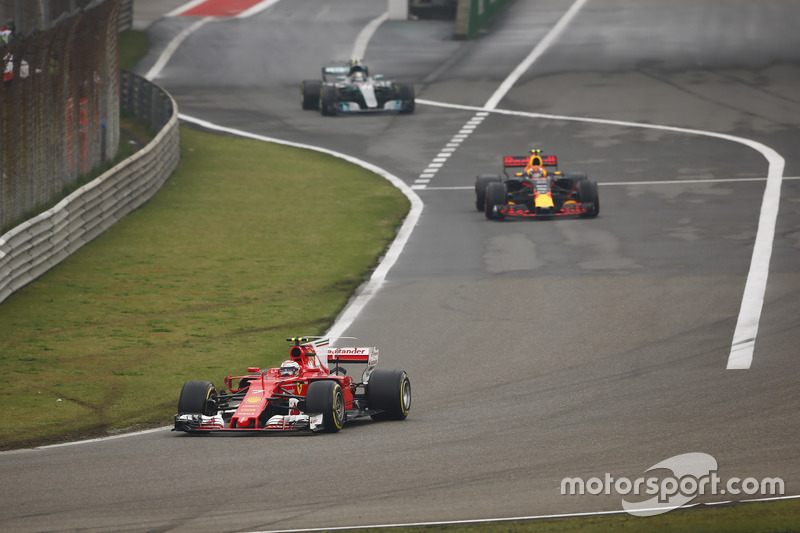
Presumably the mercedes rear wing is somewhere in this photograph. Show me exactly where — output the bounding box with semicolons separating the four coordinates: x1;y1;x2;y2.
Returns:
322;65;349;81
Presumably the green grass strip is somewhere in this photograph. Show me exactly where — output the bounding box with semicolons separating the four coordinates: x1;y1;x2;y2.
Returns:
0;126;408;449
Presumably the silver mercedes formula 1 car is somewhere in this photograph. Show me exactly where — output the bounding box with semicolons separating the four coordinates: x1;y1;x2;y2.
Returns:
300;59;415;116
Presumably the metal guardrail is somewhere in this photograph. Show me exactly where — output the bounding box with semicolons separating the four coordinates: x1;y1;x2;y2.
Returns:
0;73;180;305
120;70;175;131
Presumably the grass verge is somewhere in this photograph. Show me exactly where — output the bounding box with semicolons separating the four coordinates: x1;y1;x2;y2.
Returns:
0;126;409;450
119;29;150;71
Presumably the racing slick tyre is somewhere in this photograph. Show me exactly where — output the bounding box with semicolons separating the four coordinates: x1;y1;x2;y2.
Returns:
320;84;338;116
300;80;322;110
367;369;411;421
177;380;218;416
306;380;346;432
484;181;507;220
577;179;600;218
475;174;502;211
397;82;415;114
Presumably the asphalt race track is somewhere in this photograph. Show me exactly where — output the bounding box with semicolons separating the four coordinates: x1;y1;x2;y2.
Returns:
2;0;799;531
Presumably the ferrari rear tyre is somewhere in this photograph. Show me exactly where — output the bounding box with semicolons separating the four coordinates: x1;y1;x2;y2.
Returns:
306;380;345;432
484;181;507;220
367;369;411;421
320;85;338;116
577;179;600;218
300;80;321;110
177;380;218;416
397;83;415;114
475;174;502;211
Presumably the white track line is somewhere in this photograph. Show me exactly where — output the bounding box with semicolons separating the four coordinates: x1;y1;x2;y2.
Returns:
145;17;213;80
245;494;800;533
413;0;588;189
483;0;590;110
422;176;798;191
165;0;207;17
238;0;282;18
147;0;283;80
352;11;388;59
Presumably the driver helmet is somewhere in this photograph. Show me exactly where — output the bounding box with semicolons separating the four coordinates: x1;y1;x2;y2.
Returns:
527;166;544;179
279;360;300;377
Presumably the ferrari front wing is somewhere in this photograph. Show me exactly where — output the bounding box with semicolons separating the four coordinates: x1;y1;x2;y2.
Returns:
173;413;324;433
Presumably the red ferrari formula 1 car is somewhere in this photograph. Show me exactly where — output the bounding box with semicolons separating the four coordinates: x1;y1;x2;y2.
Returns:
173;337;411;434
475;149;600;220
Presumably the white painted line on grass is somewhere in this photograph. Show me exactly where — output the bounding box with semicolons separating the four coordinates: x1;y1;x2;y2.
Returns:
0;426;173;454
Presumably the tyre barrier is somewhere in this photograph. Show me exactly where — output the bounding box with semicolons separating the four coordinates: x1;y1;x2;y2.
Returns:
0;75;179;305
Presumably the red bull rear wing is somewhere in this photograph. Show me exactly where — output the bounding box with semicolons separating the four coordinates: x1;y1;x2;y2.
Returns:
503;154;558;169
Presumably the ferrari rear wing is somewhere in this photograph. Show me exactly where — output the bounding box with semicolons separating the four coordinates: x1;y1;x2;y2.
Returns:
321;346;379;383
323;347;379;364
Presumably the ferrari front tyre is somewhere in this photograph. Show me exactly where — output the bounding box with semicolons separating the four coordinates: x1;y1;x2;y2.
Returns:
484;181;507;220
577;179;600;218
306;380;345;432
397;82;415;114
320;84;338;116
367;369;411;421
300;80;322;110
475;174;502;211
177;380;218;416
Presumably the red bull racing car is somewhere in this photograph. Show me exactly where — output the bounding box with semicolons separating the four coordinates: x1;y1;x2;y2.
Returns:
475;149;600;220
174;337;411;434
